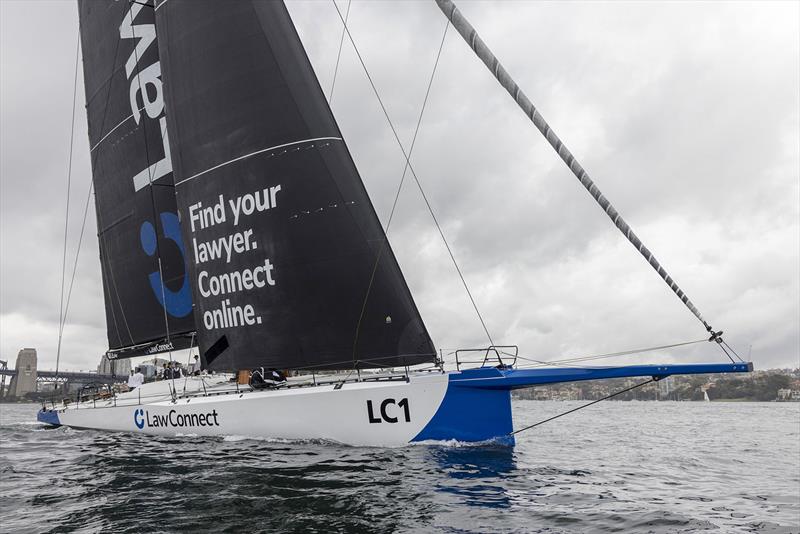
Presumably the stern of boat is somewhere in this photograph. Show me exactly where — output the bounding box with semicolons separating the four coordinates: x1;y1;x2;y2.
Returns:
37;407;61;427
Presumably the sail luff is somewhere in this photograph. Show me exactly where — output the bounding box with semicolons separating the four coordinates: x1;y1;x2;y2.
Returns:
435;0;715;335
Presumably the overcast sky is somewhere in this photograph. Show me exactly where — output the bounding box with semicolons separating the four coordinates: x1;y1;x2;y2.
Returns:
1;0;798;373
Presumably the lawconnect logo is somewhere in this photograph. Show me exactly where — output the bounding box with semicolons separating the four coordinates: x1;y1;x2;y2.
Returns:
133;408;220;430
134;408;145;429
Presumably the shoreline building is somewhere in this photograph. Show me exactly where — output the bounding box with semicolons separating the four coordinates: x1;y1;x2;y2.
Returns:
97;354;131;379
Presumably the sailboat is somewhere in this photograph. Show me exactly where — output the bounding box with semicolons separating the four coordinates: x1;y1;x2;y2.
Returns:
38;0;751;446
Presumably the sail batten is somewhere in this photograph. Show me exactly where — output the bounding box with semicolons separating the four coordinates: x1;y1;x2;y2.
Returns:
155;0;435;371
175;137;344;187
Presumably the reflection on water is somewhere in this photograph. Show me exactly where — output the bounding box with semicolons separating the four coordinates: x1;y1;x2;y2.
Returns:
1;401;798;533
430;445;518;510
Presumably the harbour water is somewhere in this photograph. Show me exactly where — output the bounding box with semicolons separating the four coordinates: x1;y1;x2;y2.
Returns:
1;400;798;533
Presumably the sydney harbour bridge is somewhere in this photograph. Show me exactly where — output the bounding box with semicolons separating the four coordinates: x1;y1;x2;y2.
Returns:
0;349;119;400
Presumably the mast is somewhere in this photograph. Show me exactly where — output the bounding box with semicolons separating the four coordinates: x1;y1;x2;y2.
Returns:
435;0;721;339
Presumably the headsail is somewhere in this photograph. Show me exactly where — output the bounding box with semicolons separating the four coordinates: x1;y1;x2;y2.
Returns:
154;0;436;371
78;1;195;357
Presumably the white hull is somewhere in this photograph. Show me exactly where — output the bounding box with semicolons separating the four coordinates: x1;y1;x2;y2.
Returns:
43;373;455;447
38;362;752;446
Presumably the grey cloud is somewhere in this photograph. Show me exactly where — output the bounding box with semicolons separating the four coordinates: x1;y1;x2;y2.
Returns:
1;0;797;372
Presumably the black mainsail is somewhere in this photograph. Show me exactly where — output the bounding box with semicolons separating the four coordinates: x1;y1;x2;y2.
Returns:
154;0;435;371
78;1;195;357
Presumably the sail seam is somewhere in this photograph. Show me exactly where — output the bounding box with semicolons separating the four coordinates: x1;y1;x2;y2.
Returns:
174;137;343;187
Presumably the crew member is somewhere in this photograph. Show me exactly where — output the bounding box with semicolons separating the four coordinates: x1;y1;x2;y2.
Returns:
188;355;201;375
127;367;144;389
250;368;287;389
268;369;287;383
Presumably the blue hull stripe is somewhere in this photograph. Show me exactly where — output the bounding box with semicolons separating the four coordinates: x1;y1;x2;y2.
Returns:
37;409;61;426
412;362;752;445
412;371;515;445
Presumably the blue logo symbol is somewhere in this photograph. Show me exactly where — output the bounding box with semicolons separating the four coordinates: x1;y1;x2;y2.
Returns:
134;408;145;429
140;212;193;318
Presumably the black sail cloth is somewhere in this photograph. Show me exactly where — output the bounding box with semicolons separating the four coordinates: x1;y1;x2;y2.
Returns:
78;1;195;357
155;0;435;371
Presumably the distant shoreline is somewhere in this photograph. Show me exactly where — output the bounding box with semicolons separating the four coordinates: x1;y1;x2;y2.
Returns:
512;398;800;403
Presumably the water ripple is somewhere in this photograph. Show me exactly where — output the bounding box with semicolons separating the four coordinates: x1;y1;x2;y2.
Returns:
1;401;798;533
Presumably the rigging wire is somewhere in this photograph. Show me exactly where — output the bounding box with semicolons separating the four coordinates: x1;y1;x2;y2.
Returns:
56;1;184;387
380;22;449;246
721;340;745;363
350;10;451;361
508;338;708;369
55;34;81;378
509;378;656;436
57;22;145;371
56;29;127;370
331;1;495;348
328;0;351;101
60;9;137;362
181;332;197;395
58;181;95;354
434;0;737;358
716;339;743;364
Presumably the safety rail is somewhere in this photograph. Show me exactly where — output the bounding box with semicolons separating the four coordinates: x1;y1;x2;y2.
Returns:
454;345;518;371
73;386;173;410
174;371;419;402
42;369;447;411
76;383;116;409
